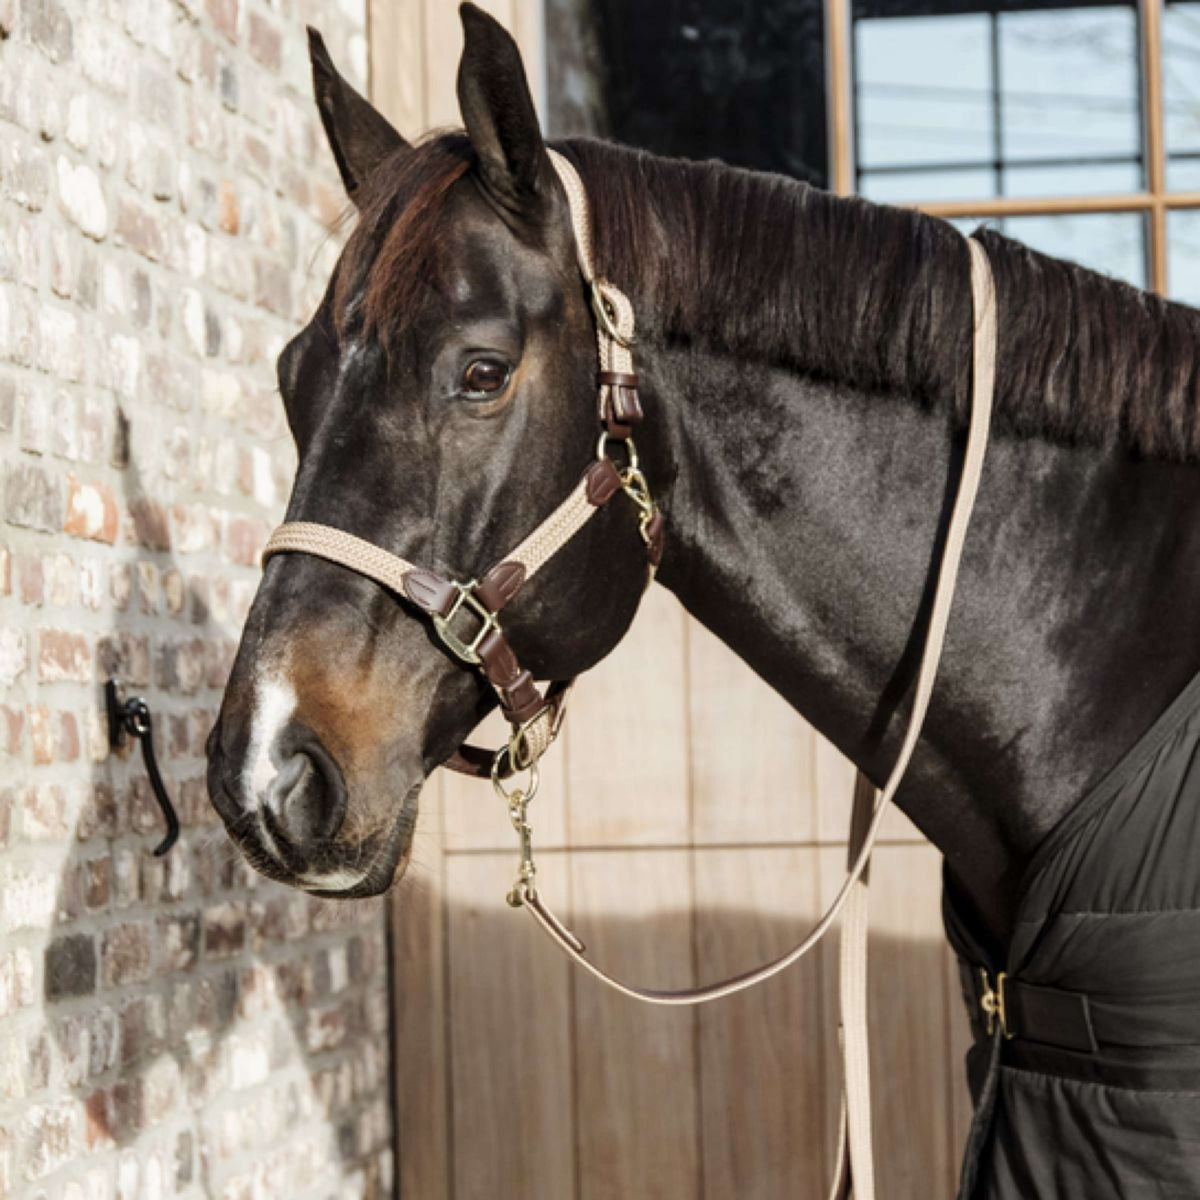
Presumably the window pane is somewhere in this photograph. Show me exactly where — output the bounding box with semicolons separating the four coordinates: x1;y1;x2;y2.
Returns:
1003;161;1142;198
858;168;994;204
1165;1;1200;191
855;15;994;176
1167;210;1200;305
998;7;1140;170
963;213;1147;288
854;2;1143;204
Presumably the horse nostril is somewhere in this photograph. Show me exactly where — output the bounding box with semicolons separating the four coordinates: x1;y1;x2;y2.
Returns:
262;733;347;847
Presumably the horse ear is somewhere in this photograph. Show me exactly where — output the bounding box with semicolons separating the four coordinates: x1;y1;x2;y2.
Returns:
456;3;549;209
308;26;408;203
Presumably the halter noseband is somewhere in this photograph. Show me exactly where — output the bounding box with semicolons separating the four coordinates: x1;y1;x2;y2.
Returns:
261;148;661;783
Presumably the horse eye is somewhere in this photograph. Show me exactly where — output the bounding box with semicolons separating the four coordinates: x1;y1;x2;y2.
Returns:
462;358;510;397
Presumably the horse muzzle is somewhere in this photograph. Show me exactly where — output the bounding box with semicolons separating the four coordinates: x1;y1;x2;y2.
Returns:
206;714;419;896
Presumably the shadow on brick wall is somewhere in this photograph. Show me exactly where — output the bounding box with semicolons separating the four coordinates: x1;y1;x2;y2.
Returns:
38;435;392;1197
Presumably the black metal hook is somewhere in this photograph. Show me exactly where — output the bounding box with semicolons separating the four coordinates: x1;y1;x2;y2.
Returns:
105;679;180;856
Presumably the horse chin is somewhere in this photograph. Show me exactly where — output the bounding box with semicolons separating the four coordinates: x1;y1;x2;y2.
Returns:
301;778;423;899
209;773;423;899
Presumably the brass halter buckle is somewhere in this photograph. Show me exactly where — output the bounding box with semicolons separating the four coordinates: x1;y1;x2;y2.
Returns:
432;580;499;665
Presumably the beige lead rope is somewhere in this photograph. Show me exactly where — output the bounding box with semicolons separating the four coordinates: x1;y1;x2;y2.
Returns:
516;236;997;1200
516;237;996;1007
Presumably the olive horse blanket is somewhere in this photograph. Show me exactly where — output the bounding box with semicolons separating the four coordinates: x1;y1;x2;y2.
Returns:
947;670;1200;1198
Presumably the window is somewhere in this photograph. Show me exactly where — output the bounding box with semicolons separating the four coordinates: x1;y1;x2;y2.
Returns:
827;0;1200;300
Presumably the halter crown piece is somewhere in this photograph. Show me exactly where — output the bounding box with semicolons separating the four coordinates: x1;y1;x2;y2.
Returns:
263;148;1000;1200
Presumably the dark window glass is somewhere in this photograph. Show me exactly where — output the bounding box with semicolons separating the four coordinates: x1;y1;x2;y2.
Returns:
584;0;829;186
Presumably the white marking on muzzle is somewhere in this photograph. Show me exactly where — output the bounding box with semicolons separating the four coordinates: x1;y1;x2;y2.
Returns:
243;675;297;808
301;867;367;892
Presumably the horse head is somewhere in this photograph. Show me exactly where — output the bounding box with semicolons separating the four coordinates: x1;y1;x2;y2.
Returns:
206;6;651;896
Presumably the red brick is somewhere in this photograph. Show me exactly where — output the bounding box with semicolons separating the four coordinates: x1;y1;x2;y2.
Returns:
20;1101;76;1180
241;133;270;182
28;704;53;764
58;710;79;761
253;257;290;317
115;197;164;262
76;782;119;841
203;902;245;958
37;628;91;682
217;178;239;235
44;933;96;999
206;0;238;42
64;476;119;543
247;13;280;69
85;1089;113;1150
26;0;74;65
4;463;63;531
119;993;164;1064
84;857;110;910
96;631;150;686
0;704;21;756
16;552;44;604
224;515;264;566
22;782;68;837
126;495;170;550
101;922;152;987
159;913;200;972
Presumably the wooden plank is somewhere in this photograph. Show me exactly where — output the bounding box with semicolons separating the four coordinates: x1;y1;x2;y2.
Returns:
945;941;975;1185
566;587;691;846
439;707;569;852
512;0;547;116
818;844;957;1199
571;850;700;1200
446;850;575;1200
423;0;516;130
693;847;829;1199
368;0;426;133
688;619;815;844
391;777;450;1200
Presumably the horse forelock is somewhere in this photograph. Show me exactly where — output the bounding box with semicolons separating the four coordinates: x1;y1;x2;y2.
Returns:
336;132;474;356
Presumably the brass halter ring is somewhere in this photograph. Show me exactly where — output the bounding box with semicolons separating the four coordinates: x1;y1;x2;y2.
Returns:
492;748;540;805
591;278;636;348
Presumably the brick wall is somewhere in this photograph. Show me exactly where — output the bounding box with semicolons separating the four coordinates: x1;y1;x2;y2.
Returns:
0;2;394;1197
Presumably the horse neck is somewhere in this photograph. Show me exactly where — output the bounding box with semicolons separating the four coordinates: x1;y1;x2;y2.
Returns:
571;142;1200;946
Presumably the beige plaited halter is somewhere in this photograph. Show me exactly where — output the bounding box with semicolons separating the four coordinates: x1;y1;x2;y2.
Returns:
263;148;999;1200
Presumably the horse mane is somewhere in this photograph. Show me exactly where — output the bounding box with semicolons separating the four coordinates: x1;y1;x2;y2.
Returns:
565;137;1200;463
341;130;1200;462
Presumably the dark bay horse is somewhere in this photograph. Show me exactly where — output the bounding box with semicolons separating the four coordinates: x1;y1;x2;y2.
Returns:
206;6;1200;1193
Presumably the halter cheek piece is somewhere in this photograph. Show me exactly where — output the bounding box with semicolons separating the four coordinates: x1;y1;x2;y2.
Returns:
263;147;1000;1200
